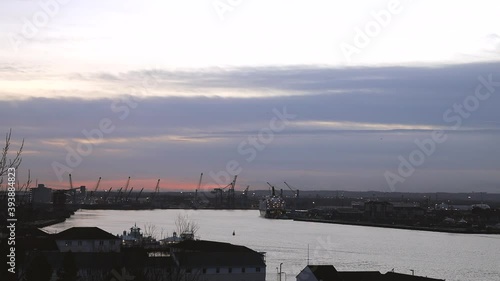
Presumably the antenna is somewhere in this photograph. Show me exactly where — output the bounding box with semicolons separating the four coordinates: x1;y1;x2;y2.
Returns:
307;244;310;265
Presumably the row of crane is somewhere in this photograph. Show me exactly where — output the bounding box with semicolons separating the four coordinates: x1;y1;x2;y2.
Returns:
267;181;300;210
62;173;299;208
66;174;145;204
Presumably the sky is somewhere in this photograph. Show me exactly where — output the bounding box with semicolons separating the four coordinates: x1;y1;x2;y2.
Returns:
1;0;500;193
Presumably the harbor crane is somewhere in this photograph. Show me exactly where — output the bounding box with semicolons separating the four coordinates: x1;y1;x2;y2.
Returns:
125;187;134;202
123;176;131;194
243;185;249;196
266;182;276;196
94;177;101;192
136;187;144;202
88;177;101;202
151;179;160;201
115;187;123;202
103;187;113;202
195;173;203;203
67;174;79;204
241;185;250;208
284;181;300;210
228;175;237;208
211;175;237;208
116;177;131;202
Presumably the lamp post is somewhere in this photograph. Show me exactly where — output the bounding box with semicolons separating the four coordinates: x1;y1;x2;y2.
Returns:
279;263;283;281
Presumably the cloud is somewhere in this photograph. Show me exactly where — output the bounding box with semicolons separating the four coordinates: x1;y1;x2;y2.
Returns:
1;62;500;192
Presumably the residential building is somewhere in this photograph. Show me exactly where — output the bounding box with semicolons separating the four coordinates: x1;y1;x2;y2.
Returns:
52;227;121;253
170;240;266;281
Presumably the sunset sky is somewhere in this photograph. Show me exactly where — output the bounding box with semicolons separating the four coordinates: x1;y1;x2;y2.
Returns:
1;0;500;193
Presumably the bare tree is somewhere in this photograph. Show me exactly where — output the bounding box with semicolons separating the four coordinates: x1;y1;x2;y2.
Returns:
175;214;199;236
143;223;158;240
0;129;24;178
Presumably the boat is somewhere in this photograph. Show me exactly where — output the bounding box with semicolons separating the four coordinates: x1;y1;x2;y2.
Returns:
119;223;156;246
159;231;195;245
259;186;287;219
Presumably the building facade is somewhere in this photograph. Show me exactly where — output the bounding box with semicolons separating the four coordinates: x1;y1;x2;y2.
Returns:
53;227;121;253
170;240;266;281
30;183;52;203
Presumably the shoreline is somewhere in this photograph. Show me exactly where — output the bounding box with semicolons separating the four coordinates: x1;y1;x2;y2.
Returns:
36;208;500;235
293;218;500;234
25;217;67;228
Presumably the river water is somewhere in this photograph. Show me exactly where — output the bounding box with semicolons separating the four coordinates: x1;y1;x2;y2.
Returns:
43;209;500;281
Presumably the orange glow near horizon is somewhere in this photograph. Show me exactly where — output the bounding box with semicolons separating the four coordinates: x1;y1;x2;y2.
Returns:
42;178;198;192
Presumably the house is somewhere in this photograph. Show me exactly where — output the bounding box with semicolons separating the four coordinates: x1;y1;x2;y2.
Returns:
170;240;266;281
297;265;343;281
52;227;121;253
296;265;444;281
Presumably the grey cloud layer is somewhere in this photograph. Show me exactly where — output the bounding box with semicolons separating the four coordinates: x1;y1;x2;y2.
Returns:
2;62;500;191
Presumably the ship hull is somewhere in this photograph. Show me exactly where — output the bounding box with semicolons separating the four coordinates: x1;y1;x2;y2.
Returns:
259;196;287;219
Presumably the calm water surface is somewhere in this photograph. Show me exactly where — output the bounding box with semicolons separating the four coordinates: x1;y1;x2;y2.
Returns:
43;209;500;281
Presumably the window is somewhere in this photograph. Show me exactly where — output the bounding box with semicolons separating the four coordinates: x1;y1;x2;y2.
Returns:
78;241;82;246
228;268;232;273
216;268;220;274
99;241;104;246
202;268;207;274
256;267;261;272
110;240;115;245
242;267;246;273
65;241;70;246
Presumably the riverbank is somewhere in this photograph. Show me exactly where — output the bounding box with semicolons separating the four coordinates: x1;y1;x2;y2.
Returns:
24;217;68;228
293;218;500;234
14;204;78;228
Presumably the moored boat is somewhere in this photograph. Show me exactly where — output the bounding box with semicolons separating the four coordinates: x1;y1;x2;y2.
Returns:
259;186;287;219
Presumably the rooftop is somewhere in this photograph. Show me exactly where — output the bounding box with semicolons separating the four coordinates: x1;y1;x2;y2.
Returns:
172;240;266;267
172;240;260;253
52;227;120;240
303;265;444;281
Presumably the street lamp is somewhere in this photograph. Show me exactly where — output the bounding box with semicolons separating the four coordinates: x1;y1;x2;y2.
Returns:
279;263;283;281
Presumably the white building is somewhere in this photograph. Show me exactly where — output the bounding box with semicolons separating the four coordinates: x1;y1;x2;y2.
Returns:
170;240;266;281
53;227;121;253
